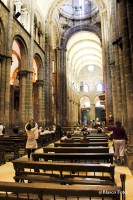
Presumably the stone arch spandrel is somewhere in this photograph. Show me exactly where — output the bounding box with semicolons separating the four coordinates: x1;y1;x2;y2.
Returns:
33;53;44;81
0;18;6;55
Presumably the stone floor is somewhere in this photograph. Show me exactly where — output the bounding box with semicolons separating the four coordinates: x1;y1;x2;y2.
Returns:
0;143;133;199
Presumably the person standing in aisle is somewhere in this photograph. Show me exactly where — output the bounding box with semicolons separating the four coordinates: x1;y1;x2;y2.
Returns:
107;121;128;165
25;119;38;160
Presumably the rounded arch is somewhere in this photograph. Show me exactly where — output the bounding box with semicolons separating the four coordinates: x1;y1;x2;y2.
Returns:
80;96;90;108
95;96;104;108
12;35;28;70
33;53;44;81
63;26;102;47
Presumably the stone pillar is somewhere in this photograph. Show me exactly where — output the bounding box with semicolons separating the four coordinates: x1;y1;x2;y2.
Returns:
36;80;44;126
25;71;33;121
100;8;113;124
55;47;61;124
111;0;127;125
44;21;52;126
4;56;12;130
69;99;73;125
110;63;115;123
60;47;67;126
118;0;133;168
0;55;5;123
0;55;12;130
118;39;127;126
19;70;28;127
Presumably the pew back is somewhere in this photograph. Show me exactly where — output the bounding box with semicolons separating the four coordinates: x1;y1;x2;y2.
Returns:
0;181;121;200
32;152;114;164
12;159;115;183
54;141;109;147
43;146;110;153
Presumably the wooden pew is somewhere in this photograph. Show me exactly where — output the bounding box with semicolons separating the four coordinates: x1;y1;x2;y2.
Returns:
72;138;108;142
0;181;122;200
12;159;115;184
32;152;114;163
54;141;109;147
0;137;26;146
72;136;108;139
0;146;6;165
43;146;110;153
0;137;26;158
0;141;19;160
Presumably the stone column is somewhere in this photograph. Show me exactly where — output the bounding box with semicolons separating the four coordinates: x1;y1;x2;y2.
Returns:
118;0;133;168
44;21;52;126
0;55;5;123
4;56;12;130
55;47;61;124
3;0;14;130
0;56;11;129
19;70;28;127
118;39;127;126
110;62;115;122
25;71;33;121
100;8;113;124
36;80;44;126
60;46;67;126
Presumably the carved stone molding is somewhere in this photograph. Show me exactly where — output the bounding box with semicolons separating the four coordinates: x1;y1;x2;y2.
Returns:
18;70;29;76
35;80;44;85
0;54;4;63
0;54;12;63
112;37;122;49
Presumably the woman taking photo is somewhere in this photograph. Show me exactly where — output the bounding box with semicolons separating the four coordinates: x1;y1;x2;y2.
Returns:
25;119;38;161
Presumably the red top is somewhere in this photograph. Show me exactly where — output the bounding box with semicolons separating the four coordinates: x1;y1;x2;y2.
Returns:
108;126;127;140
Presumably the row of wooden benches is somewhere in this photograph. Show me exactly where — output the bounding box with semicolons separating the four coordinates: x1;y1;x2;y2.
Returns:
10;154;125;200
0;133;126;200
0;134;109;165
0;133;58;165
0;181;123;200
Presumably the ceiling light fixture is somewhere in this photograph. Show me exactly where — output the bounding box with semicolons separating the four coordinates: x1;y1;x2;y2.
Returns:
87;65;94;72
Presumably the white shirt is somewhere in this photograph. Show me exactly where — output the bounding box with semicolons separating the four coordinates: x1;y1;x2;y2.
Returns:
0;125;4;135
25;123;38;149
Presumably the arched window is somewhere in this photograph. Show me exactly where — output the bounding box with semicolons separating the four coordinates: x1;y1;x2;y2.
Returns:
80;81;84;92
97;83;102;91
84;83;89;92
80;81;89;92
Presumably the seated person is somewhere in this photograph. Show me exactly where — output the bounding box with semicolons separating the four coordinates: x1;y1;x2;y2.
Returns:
60;132;67;141
80;132;89;143
81;126;87;132
97;127;104;134
73;127;81;136
40;127;50;135
62;132;74;143
13;124;19;134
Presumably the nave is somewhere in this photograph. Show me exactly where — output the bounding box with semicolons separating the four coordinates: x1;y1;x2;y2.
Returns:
0;141;133;200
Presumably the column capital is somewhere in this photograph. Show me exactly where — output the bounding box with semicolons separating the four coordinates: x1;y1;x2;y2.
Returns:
35;80;44;85
18;70;30;76
56;46;67;51
0;54;5;63
112;37;122;48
